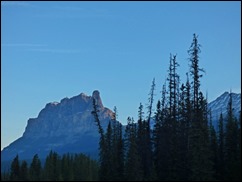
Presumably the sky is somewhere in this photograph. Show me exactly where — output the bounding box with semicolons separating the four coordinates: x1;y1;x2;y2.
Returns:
1;1;241;150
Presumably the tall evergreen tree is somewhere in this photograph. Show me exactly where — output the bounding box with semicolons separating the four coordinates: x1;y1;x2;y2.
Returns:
209;110;218;180
167;54;179;119
153;100;162;180
29;154;42;181
188;34;204;111
238;111;241;180
124;117;142;181
224;92;240;180
176;75;191;180
104;121;113;180
61;153;74;181
218;112;225;180
187;34;213;180
144;78;156;180
10;155;20;181
147;78;156;125
111;107;124;181
92;98;107;181
20;160;29;181
44;151;61;181
168;55;178;180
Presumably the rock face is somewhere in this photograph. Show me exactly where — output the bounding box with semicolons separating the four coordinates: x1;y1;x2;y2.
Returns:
1;90;113;161
208;92;241;130
1;90;240;164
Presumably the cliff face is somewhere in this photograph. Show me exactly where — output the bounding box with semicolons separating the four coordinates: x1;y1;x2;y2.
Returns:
1;90;113;161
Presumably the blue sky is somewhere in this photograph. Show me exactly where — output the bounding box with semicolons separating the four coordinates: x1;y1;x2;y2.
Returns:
1;1;241;150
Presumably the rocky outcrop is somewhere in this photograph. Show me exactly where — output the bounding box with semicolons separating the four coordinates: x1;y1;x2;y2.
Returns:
1;90;113;161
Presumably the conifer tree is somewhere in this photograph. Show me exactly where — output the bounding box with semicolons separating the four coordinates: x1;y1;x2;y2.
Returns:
29;154;42;181
61;153;74;181
44;151;61;181
153;100;162;179
224;92;240;180
144;78;156;180
218;112;225;180
238;111;241;180
176;76;191;180
92;98;107;181
111;107;124;181
188;34;204;111
136;103;145;180
187;34;212;180
125;117;142;181
10;155;20;181
209;110;218;179
20;160;29;181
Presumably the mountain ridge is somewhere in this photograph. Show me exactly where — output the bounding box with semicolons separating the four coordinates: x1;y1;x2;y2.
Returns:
208;91;241;130
1;91;241;164
1;90;113;162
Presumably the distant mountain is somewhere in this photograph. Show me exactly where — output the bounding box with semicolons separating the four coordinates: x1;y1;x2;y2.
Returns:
1;90;241;171
1;90;113;163
208;92;241;130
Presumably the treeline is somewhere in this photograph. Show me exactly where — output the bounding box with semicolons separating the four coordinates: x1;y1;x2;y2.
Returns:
1;34;240;181
1;151;99;181
92;34;241;181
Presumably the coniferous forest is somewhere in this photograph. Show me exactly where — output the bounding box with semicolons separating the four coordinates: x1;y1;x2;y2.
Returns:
2;34;241;181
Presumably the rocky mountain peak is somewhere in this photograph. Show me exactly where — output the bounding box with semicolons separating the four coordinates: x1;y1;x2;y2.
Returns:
92;90;103;108
208;91;241;130
0;90;115;161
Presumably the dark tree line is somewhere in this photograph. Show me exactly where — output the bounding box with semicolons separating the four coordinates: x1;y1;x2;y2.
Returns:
1;151;99;181
92;34;241;181
2;34;240;181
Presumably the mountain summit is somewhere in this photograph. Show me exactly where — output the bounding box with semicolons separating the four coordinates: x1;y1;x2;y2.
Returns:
1;90;113;162
1;91;241;164
208;91;241;130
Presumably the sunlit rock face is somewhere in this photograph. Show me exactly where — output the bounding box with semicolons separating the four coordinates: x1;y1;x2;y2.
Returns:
1;90;114;161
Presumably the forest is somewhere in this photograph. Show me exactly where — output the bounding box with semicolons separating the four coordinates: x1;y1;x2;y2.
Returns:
2;34;241;181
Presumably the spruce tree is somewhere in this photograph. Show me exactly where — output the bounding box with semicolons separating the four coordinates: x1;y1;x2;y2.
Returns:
209;110;218;180
92;98;107;181
111;107;124;181
188;34;204;111
238;111;241;180
144;78;156;180
44;151;61;180
153;100;162;180
224;92;240;180
187;34;212;180
124;117;142;181
61;153;74;181
29;154;42;181
218;112;225;180
20;160;29;181
10;155;20;181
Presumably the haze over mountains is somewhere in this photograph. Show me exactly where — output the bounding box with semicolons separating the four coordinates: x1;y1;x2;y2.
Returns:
1;90;241;164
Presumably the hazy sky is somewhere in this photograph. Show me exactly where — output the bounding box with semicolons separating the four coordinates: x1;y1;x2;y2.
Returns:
1;1;241;150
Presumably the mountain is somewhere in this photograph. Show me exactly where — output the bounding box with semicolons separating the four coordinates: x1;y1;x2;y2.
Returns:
208;91;241;130
1;90;113;164
1;90;241;169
